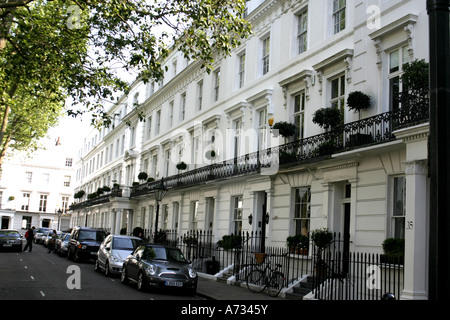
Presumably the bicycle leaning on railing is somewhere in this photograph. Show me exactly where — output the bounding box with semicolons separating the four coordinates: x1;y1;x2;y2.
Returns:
245;256;285;297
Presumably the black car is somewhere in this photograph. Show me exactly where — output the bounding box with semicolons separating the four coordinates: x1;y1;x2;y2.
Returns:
0;229;22;252
67;227;107;262
121;244;198;294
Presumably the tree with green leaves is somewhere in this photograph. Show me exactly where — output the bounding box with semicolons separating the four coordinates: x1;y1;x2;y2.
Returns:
0;0;252;166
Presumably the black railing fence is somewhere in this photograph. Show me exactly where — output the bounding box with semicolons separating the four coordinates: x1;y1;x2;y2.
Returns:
148;230;404;300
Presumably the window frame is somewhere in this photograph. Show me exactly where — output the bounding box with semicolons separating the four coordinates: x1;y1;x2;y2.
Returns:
332;0;346;34
297;9;308;54
238;51;246;89
232;195;243;234
262;35;270;75
213;69;220;102
390;175;406;239
293;187;311;237
388;45;410;111
329;73;346;125
293;90;306;140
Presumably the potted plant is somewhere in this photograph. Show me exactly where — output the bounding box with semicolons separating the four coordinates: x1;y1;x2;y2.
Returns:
311;228;334;278
381;238;404;264
312;107;343;130
217;234;242;251
347;91;371;118
176;161;187;171
183;235;198;246
138;172;148;182
287;234;309;255
74;190;85;200
400;59;429;105
273;121;297;143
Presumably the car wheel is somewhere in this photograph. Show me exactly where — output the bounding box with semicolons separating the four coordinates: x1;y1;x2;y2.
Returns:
74;250;80;262
137;271;148;292
121;266;128;284
104;262;110;277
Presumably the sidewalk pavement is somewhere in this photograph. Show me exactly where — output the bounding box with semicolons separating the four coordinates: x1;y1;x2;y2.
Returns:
196;273;285;300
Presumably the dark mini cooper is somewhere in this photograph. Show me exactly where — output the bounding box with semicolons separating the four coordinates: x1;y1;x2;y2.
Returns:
121;244;198;294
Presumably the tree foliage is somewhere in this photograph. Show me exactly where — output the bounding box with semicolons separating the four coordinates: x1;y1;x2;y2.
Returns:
0;0;252;165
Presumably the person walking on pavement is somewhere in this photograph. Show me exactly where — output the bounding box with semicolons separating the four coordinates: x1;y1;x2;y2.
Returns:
23;226;35;252
47;230;57;253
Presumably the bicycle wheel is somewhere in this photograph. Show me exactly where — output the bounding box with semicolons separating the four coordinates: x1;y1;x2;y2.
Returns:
246;269;266;293
267;271;285;297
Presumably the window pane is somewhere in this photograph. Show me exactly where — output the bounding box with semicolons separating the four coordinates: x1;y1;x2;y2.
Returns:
294;187;311;236
390;50;399;73
331;78;339;99
390;76;400;111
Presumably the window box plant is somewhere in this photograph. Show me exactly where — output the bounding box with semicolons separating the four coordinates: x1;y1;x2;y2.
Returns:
286;234;309;255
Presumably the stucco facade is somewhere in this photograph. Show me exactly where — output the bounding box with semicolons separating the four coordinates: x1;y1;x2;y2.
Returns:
70;0;430;299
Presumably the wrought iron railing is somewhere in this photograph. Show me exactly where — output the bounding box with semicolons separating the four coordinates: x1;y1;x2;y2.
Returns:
70;99;428;207
131;99;428;197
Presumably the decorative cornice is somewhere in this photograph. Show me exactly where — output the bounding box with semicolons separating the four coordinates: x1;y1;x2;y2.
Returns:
320;160;359;172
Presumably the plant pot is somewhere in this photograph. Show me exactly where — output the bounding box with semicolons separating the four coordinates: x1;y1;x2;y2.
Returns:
254;252;266;264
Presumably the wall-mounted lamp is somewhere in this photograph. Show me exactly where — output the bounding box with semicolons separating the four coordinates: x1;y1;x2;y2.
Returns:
268;118;274;128
248;214;253;225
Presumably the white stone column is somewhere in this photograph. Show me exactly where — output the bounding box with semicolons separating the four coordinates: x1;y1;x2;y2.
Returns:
401;160;428;300
395;124;429;300
114;209;123;235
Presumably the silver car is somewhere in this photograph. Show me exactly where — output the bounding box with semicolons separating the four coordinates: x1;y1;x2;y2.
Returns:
95;235;143;276
120;244;198;294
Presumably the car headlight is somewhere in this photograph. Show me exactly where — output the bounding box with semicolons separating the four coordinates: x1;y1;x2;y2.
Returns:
109;255;120;262
145;264;157;276
188;267;197;278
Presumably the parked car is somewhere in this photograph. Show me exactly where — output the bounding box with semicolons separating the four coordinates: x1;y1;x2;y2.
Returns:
67;227;107;262
55;233;71;257
120;244;198;294
33;227;52;244
43;230;61;248
0;229;23;252
95;235;143;276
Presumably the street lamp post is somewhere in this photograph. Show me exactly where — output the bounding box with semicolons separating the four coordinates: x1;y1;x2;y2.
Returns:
427;0;450;300
153;178;168;243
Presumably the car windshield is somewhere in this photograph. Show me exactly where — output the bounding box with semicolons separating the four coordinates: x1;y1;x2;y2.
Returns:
147;246;187;263
79;230;106;241
36;228;51;233
0;231;20;238
113;238;141;250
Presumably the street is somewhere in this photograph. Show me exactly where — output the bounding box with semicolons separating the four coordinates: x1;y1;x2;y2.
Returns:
0;241;205;300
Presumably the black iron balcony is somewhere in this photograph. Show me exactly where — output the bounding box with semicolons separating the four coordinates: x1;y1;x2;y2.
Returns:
70;99;428;208
131;98;429;198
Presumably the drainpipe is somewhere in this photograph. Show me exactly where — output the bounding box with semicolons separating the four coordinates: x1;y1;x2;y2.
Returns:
427;0;450;300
